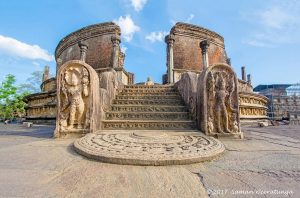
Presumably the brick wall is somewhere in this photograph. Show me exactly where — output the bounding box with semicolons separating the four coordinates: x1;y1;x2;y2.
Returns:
170;23;227;71
55;22;120;71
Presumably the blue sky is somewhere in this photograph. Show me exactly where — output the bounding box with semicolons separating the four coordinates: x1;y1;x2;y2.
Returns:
0;0;299;87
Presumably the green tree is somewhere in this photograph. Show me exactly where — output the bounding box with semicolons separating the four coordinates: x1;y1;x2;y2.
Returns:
18;70;43;94
0;74;28;119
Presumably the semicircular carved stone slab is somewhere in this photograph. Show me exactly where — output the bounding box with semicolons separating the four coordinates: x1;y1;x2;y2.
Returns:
197;63;243;139
54;60;100;138
74;131;225;165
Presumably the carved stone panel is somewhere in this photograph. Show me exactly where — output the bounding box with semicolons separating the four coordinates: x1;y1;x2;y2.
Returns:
54;60;100;138
197;63;243;138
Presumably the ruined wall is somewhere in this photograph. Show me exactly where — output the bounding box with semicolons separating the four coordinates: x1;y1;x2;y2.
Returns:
270;95;300;119
55;22;120;71
238;79;253;93
41;77;56;92
24;91;57;123
170;23;227;72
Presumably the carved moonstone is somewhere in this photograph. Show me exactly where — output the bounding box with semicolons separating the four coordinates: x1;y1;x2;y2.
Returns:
197;63;243;138
54;60;100;138
74;131;225;165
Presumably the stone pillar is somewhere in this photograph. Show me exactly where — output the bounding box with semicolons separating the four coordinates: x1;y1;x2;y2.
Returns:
226;58;231;66
78;41;88;62
43;65;49;82
56;58;62;76
200;40;210;69
165;34;175;84
111;35;121;69
241;66;246;81
247;74;252;85
119;52;125;68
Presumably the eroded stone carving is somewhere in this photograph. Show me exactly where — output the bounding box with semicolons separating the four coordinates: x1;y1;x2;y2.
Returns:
54;60;100;138
197;63;243;138
60;66;89;130
74;131;225;165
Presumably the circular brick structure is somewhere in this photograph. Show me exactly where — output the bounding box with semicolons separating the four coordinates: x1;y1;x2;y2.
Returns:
55;22;120;70
74;131;225;165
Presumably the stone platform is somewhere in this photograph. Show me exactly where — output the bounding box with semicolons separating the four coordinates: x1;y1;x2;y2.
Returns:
74;131;225;165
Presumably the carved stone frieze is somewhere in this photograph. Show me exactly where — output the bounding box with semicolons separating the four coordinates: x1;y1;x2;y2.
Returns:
105;112;190;120
103;121;195;130
110;105;188;112
113;99;184;105
239;92;268;119
116;95;180;100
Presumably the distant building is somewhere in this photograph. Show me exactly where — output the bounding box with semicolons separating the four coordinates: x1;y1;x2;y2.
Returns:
254;84;300;120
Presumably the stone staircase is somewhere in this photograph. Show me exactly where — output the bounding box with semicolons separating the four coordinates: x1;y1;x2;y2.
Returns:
102;85;196;130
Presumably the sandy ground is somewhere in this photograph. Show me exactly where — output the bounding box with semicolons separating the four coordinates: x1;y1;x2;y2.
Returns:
0;123;299;198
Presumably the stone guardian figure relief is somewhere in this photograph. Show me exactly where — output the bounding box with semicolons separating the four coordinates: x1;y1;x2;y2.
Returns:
197;63;243;138
62;67;89;129
214;73;230;133
54;60;100;138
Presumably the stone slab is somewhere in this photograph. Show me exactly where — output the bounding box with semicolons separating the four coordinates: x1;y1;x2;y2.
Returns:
74;131;225;165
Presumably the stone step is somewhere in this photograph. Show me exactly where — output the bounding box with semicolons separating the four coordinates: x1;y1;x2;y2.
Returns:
102;120;196;130
124;85;173;89
121;88;176;94
115;95;182;100
105;112;191;120
110;105;188;112
113;99;184;105
119;91;180;96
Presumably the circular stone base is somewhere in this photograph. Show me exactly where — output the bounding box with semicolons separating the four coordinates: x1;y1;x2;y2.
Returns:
74;131;225;166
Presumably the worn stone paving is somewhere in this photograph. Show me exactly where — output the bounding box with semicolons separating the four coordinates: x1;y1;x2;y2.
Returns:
0;123;299;198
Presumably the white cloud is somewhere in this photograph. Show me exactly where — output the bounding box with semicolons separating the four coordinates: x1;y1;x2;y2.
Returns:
120;45;127;53
242;40;274;48
243;1;300;47
131;0;147;12
114;15;140;42
0;35;53;61
186;14;194;23
260;6;295;29
32;61;40;67
146;31;168;42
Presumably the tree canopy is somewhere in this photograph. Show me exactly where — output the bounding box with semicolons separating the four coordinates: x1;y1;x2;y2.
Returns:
0;74;29;119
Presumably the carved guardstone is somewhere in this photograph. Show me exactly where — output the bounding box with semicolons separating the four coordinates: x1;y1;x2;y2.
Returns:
54;60;100;138
197;63;243;138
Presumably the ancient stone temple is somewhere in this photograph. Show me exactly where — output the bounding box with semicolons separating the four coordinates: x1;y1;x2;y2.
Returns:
23;21;270;165
164;23;268;125
23;23;267;165
24;66;57;124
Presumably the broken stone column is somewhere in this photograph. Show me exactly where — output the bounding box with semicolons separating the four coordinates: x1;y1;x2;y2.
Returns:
111;35;121;69
197;63;243;139
42;66;50;82
200;40;210;69
78;41;88;62
54;60;100;138
247;74;252;85
165;34;175;83
241;66;246;81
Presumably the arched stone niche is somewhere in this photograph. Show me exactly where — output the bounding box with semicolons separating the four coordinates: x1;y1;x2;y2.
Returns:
54;60;100;138
197;63;243;139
